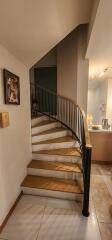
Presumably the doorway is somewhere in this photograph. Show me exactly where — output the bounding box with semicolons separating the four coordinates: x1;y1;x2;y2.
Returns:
34;66;57;114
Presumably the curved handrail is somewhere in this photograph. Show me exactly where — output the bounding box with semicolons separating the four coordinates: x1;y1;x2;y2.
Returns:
31;83;92;149
30;82;92;216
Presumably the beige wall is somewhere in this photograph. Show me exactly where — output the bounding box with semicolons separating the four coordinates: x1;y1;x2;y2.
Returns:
0;0;92;66
0;44;31;225
57;29;78;102
87;0;100;42
35;47;57;68
30;25;89;113
57;25;89;112
77;26;89;113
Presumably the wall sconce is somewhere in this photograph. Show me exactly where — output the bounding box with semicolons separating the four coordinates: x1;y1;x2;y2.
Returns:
0;112;10;128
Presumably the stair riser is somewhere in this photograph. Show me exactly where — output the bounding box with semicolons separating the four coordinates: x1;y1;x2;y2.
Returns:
32;141;75;151
21;187;82;201
28;168;82;179
32;122;59;135
32;153;81;163
32;130;68;143
31;116;48;127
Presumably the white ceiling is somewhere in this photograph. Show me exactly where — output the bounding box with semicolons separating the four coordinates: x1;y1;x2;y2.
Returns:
0;0;92;68
86;0;112;80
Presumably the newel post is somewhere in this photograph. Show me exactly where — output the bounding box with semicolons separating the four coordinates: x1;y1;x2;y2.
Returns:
82;145;92;217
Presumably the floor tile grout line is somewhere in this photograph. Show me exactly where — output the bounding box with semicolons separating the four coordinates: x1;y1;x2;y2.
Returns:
35;206;46;240
100;221;112;225
91;172;112;239
91;187;102;240
35;197;48;240
102;174;112;198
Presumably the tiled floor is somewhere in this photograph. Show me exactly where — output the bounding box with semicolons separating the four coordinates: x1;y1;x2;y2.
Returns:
0;163;112;240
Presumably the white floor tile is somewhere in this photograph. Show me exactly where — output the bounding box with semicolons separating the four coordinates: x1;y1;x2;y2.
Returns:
0;195;47;240
37;206;101;240
46;196;96;217
46;197;82;210
0;195;101;240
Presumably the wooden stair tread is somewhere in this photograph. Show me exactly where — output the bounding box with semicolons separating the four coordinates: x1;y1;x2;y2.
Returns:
32;136;75;145
32;120;55;128
21;175;83;194
32;127;66;137
33;147;81;157
28;160;82;173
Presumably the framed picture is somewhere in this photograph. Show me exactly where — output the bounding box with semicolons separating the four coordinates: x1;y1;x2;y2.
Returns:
3;69;20;105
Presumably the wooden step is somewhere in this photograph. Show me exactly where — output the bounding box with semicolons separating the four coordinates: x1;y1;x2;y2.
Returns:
32;127;67;137
33;147;81;157
31;115;48;127
32;136;75;145
32;120;59;135
28;160;82;173
31;113;42;119
32;120;55;128
21;175;83;194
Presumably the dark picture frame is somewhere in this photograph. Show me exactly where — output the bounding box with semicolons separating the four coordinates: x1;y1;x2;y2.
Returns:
3;69;20;105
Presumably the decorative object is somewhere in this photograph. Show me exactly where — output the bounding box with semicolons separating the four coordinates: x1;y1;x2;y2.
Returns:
0;112;9;128
102;118;109;129
92;125;100;130
87;114;93;128
3;69;20;105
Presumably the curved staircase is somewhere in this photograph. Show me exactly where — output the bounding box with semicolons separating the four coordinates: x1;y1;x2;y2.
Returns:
22;115;83;200
21;84;92;216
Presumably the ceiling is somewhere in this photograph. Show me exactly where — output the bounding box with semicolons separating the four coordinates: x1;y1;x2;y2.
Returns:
86;0;112;81
0;0;92;68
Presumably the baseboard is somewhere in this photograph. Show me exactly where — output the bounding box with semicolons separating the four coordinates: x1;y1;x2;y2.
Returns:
0;191;23;233
92;160;112;165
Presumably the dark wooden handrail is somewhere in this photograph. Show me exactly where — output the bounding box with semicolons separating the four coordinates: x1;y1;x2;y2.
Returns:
30;82;92;217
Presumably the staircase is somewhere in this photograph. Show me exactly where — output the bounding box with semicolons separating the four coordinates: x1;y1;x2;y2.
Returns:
21;84;92;217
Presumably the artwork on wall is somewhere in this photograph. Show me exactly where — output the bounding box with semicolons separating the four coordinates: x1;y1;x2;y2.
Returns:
3;69;20;105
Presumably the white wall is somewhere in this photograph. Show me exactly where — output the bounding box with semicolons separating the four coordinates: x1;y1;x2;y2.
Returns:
87;80;108;124
88;88;97;120
106;78;112;123
88;87;102;124
0;44;31;225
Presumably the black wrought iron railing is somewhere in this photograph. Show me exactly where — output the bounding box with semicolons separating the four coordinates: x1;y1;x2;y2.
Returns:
30;83;92;217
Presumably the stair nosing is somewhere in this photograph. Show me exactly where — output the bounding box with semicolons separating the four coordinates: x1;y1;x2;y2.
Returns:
21;175;83;194
27;160;82;173
31;114;43;120
32;136;75;145
32;147;81;157
32;120;56;128
32;127;67;137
